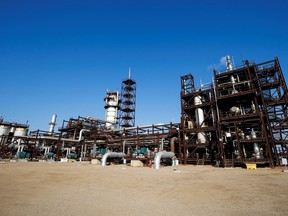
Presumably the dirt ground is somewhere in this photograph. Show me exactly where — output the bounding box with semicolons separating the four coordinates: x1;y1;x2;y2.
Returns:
0;161;287;216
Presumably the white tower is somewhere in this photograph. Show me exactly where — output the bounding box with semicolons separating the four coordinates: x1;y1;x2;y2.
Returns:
104;91;119;128
49;114;57;134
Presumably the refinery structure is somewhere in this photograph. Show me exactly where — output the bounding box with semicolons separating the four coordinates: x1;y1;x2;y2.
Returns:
0;57;287;168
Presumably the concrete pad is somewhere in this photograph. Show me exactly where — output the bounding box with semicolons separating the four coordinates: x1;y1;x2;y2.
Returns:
131;160;143;167
91;159;101;165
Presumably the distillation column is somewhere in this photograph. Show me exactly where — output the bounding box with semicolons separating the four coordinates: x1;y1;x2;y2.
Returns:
104;92;119;128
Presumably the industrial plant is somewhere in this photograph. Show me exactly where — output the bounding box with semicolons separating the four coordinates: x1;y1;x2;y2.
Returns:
0;57;287;169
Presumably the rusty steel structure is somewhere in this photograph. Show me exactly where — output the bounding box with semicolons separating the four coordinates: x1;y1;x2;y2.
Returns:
180;57;288;167
0;119;29;159
0;57;287;169
0;117;179;165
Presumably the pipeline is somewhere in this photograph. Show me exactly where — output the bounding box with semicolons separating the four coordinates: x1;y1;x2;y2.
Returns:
101;152;126;166
170;137;178;153
154;151;175;169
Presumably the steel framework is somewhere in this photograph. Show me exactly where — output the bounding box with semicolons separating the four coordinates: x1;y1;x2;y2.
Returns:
180;57;288;167
118;76;136;128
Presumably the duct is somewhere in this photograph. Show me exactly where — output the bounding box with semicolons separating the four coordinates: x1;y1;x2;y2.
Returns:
101;152;126;166
154;151;175;169
170;137;178;153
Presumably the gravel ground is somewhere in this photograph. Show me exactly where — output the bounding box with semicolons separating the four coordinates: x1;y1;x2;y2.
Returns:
0;162;287;216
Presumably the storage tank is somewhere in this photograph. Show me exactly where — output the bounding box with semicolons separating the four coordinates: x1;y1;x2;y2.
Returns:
0;125;10;136
0;125;10;143
14;127;28;137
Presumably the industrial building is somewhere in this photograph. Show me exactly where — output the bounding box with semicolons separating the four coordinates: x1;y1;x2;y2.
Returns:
0;57;287;168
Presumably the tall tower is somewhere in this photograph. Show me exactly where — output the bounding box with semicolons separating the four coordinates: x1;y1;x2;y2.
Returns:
118;69;136;128
104;91;119;129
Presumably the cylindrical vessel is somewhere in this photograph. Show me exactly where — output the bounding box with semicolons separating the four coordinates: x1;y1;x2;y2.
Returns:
0;125;10;144
0;125;10;136
105;92;119;128
197;132;206;144
14;127;28;137
194;95;206;144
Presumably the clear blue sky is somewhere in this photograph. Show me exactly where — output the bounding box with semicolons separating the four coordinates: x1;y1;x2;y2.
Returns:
1;0;287;131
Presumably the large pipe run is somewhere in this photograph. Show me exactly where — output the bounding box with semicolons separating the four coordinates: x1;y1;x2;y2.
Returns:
39;129;90;142
101;152;126;166
154;151;175;169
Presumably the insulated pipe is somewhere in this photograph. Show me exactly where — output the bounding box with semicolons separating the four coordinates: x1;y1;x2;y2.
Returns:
160;138;164;151
170;137;178;153
154;151;175;169
101;152;126;166
122;140;126;153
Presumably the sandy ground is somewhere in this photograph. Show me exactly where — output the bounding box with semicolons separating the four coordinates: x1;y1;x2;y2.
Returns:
0;162;287;216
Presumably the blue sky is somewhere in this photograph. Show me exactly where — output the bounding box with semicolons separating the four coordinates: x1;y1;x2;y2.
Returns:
1;0;287;131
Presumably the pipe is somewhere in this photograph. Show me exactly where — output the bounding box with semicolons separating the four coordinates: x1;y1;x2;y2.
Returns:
85;116;115;125
101;152;126;166
80;144;84;161
122;140;126;153
39;129;90;142
64;148;71;158
112;123;166;132
170;137;178;153
154;151;175;169
160;138;164;151
194;95;206;144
